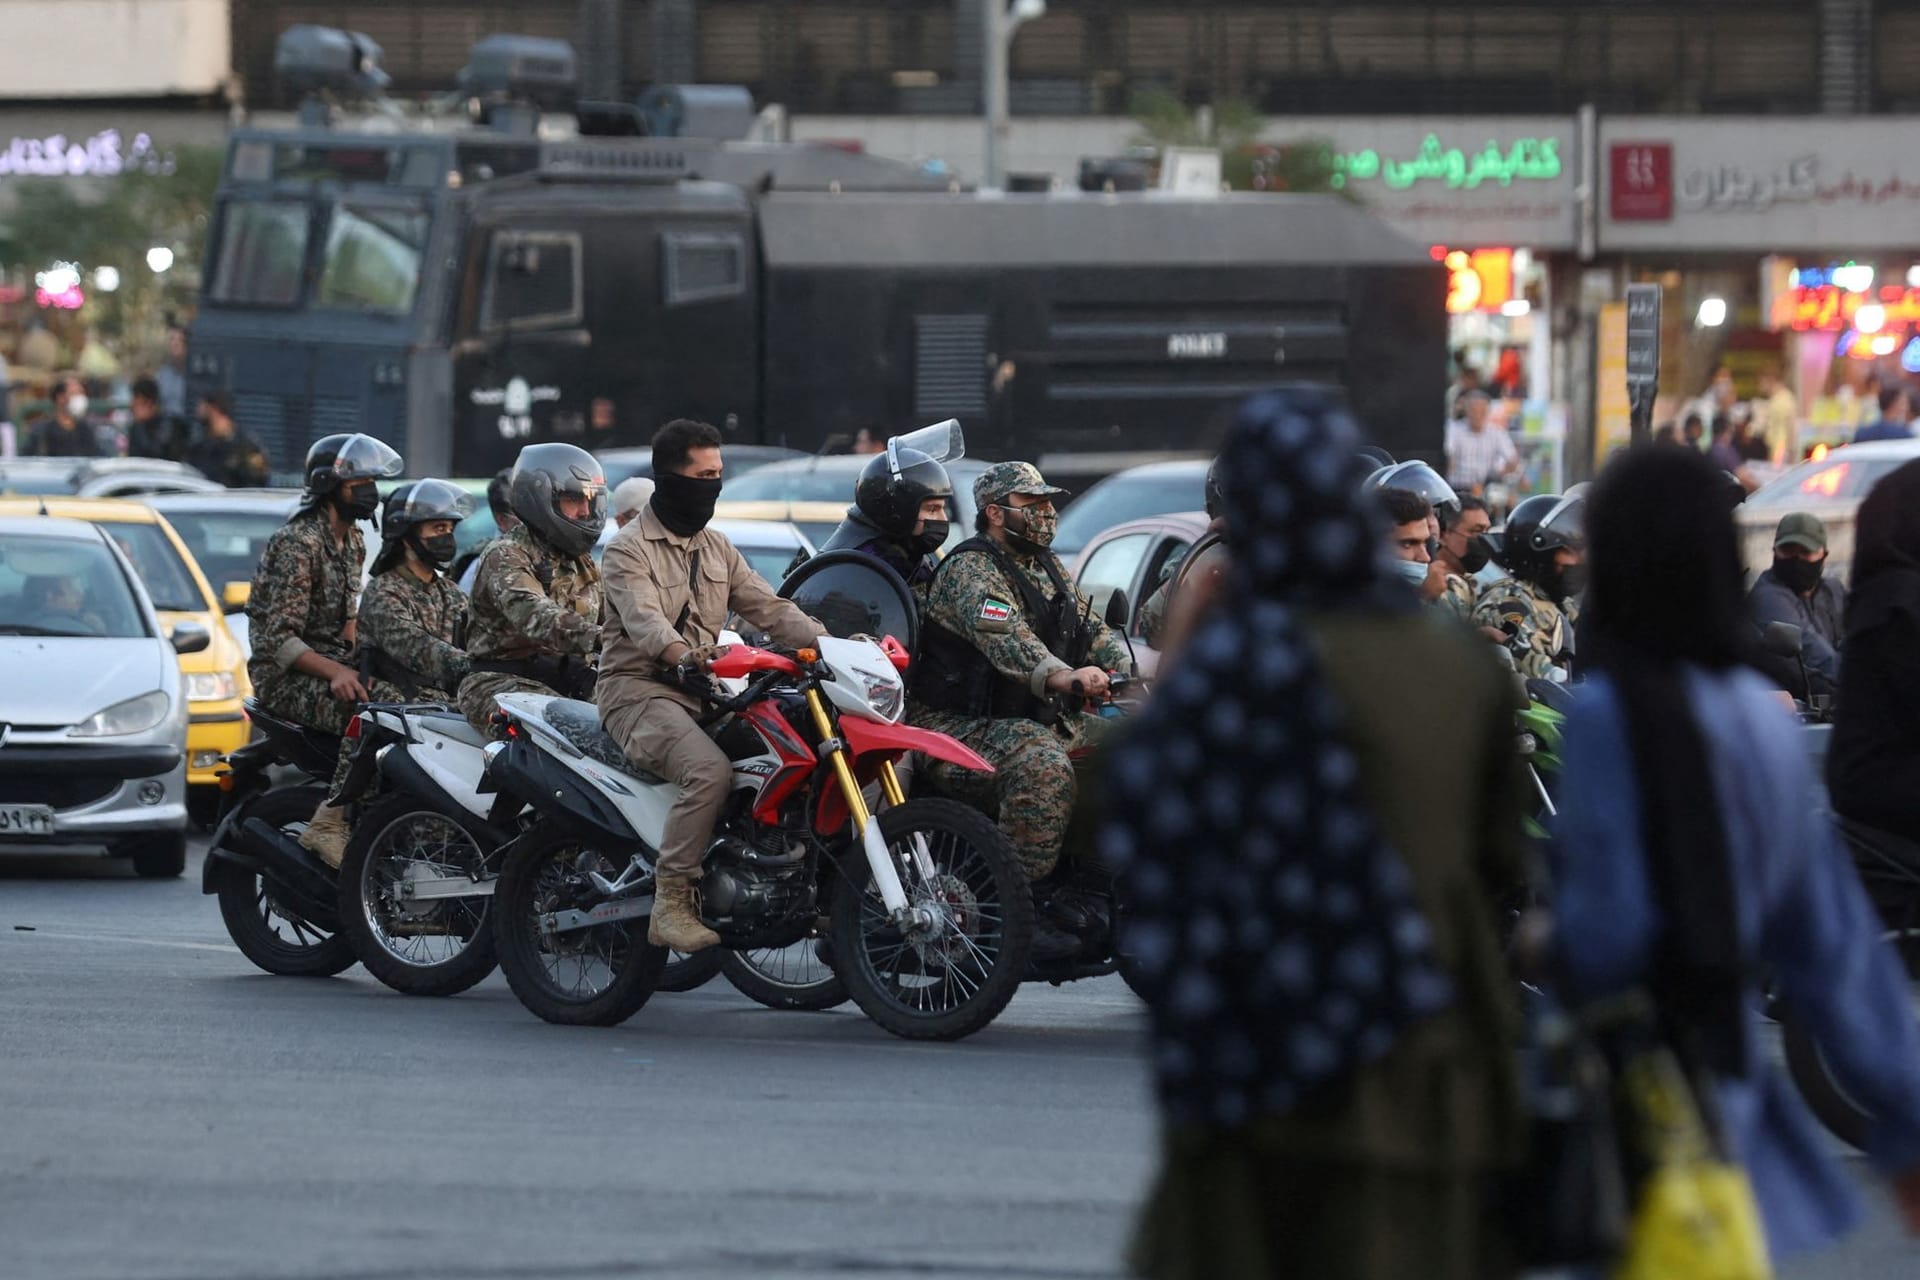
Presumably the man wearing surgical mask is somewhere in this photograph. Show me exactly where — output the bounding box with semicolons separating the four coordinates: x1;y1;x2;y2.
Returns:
27;375;102;457
1381;486;1446;603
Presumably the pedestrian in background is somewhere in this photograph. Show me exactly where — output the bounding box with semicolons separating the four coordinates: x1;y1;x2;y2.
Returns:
126;375;190;463
185;390;271;487
1552;445;1920;1263
611;475;654;528
1855;382;1915;443
155;324;188;418
1443;389;1517;495
1746;511;1844;702
1105;389;1527;1280
26;375;101;457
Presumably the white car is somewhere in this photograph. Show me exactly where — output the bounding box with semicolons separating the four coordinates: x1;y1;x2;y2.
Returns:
0;516;195;875
1735;438;1920;580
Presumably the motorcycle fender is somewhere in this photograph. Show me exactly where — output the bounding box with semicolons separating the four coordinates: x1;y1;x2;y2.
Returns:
839;717;994;774
201;800;265;894
378;748;515;849
488;739;652;851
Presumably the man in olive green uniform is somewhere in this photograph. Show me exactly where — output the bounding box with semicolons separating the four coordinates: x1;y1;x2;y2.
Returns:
247;433;406;865
598;419;822;953
456;444;606;733
910;462;1130;961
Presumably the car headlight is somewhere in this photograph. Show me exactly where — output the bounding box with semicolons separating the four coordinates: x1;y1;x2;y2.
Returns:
70;690;173;737
184;672;239;702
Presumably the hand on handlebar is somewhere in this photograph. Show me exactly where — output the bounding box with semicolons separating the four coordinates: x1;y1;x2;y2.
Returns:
1047;666;1111;699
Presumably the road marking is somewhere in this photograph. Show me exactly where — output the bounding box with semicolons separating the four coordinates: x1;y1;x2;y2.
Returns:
6;929;234;954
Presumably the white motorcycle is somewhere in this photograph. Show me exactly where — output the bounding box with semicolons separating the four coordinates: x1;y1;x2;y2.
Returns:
484;635;1034;1041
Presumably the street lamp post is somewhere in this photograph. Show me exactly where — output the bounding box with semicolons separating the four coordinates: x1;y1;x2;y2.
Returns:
982;0;1045;189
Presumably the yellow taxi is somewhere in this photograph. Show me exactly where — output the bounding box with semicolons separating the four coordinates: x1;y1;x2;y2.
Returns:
0;499;253;822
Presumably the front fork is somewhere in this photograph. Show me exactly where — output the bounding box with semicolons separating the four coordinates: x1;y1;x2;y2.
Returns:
802;689;932;918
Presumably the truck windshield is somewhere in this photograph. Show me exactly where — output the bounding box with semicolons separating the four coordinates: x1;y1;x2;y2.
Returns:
208;199;311;307
318;203;428;315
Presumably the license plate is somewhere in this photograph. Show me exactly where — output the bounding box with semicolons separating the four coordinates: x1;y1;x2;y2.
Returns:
0;805;54;835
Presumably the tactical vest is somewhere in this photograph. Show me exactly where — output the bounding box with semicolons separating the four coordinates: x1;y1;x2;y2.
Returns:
912;537;1093;722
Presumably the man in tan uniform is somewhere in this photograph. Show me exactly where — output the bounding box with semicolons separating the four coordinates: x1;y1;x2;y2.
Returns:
598;419;822;953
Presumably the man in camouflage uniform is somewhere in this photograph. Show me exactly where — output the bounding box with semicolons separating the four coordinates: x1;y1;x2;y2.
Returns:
246;433;406;865
456;443;606;733
1471;488;1587;681
1435;495;1493;622
910;461;1130;962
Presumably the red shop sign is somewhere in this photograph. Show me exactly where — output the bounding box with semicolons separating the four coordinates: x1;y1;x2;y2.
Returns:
1610;142;1673;222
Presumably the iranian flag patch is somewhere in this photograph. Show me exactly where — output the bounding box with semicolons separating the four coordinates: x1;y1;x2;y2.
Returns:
979;598;1013;623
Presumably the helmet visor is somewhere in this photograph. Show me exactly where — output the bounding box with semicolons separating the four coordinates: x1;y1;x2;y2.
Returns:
332;434;405;482
888;419;966;478
399;478;477;524
1536;484;1588;550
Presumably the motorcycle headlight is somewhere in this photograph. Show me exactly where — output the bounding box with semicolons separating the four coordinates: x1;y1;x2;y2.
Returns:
860;672;904;723
184;672;239;703
70;690;173;737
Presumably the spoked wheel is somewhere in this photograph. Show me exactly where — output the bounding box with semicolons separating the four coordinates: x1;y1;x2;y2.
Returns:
1781;925;1920;1151
338;794;500;997
214;784;357;977
658;947;724;993
492;827;668;1026
721;930;849;1011
830;798;1032;1040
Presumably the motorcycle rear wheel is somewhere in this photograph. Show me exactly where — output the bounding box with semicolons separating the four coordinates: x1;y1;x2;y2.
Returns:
492;827;667;1027
721;939;848;1011
830;798;1032;1041
214;784;357;977
338;794;499;997
1782;1016;1872;1152
658;947;724;993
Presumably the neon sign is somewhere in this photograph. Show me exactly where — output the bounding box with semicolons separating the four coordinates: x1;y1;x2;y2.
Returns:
1439;247;1516;315
0;128;176;178
1333;135;1562;192
1776;284;1920;333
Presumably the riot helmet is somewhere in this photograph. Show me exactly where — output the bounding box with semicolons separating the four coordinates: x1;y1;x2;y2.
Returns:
300;432;403;520
509;442;607;558
1204;456;1224;521
372;479;477;574
1500;484;1588;601
1364;460;1461;530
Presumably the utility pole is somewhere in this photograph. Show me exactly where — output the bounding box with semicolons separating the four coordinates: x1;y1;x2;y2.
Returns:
982;0;1045;189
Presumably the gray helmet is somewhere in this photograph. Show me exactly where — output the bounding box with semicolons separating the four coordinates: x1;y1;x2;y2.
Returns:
1365;460;1461;529
509;442;607;558
372;479;477;575
298;432;403;512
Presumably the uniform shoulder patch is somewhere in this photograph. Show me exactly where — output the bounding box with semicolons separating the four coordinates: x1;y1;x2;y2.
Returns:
979;598;1013;623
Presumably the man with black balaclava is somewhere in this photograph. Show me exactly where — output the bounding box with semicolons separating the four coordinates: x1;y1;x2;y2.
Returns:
246;432;405;864
456;443;607;734
597;418;823;954
910;462;1131;962
1747;511;1846;702
817;435;955;595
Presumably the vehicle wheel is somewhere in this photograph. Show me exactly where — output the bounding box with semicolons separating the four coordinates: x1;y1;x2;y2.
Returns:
491;826;667;1027
338;794;499;998
127;833;188;879
187;787;222;832
657;947;724;993
830;798;1032;1041
214;785;356;977
721;936;849;1011
1782;1015;1872;1152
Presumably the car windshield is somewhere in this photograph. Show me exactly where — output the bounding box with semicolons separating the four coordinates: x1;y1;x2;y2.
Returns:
209;197;311;307
721;464;859;504
98;522;205;613
158;509;287;593
1054;469;1208;555
317;203;428;314
0;534;148;638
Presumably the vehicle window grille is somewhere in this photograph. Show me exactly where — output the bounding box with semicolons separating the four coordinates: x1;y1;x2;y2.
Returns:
662;231;746;306
483;230;584;332
913;314;989;418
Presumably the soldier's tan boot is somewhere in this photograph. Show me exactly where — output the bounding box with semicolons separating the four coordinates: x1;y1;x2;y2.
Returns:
649;875;720;952
298;799;350;871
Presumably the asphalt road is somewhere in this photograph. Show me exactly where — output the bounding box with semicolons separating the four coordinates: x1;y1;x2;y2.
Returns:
2;840;1912;1280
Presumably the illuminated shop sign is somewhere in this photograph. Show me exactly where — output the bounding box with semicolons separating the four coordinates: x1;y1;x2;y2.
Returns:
1333;135;1561;191
1435;246;1517;315
0;128;176;178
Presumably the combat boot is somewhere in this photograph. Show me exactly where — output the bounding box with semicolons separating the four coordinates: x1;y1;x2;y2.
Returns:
650;875;721;952
298;799;350;870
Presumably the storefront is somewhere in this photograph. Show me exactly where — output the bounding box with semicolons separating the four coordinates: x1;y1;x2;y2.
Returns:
1596;116;1920;463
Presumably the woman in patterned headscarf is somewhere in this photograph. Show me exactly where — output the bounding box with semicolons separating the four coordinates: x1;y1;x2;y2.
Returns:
1102;389;1529;1280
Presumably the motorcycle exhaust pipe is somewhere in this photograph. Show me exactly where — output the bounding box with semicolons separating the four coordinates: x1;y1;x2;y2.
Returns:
234;817;343;933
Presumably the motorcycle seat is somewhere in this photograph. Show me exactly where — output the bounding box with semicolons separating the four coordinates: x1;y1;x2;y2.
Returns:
546;698;665;785
241;697;343;778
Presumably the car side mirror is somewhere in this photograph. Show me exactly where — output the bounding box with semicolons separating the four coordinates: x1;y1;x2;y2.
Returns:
221;581;251;613
1104;588;1132;631
170;621;212;655
1761;620;1805;659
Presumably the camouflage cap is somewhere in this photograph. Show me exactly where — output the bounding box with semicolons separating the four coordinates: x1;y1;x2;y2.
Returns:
973;461;1069;510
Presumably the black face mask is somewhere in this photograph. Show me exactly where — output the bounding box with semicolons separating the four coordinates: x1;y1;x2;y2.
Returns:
335;482;379;521
908;519;950;559
1548;562;1589;601
412;531;458;566
1457;533;1493;576
1773;554;1825;595
651;472;723;538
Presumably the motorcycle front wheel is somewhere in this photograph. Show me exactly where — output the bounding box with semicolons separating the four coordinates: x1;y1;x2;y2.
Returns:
658;947;724;993
721;936;848;1011
337;794;499;997
214;784;357;978
830;798;1032;1041
492;827;667;1027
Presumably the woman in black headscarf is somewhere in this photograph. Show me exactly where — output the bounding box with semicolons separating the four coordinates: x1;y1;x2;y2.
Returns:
1102;389;1529;1280
1829;459;1920;841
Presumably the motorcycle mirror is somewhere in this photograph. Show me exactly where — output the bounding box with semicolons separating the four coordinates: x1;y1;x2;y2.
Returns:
1761;620;1805;659
1104;587;1132;631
